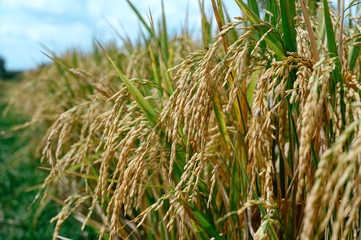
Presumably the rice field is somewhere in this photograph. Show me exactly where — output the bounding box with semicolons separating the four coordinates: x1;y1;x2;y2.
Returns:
2;0;361;239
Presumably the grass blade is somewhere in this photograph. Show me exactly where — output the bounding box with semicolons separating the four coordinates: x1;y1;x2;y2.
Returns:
323;0;345;127
187;204;223;240
265;0;279;27
212;96;232;157
126;0;154;38
247;0;259;17
148;12;174;96
97;41;158;126
323;0;339;59
338;0;345;61
280;0;297;52
160;0;169;64
234;0;286;60
148;44;163;100
349;35;361;70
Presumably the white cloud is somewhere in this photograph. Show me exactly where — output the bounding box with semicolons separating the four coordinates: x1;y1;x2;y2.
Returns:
0;0;241;70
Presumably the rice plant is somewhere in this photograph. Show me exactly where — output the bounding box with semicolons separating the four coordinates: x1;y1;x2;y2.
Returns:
5;0;361;239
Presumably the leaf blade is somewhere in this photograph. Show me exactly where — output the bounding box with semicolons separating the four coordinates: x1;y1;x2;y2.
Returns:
97;41;158;126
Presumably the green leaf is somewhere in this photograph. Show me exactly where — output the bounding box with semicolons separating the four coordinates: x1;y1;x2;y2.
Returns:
247;71;257;108
148;44;163;100
279;0;297;52
160;0;169;64
322;0;338;59
247;0;260;17
265;0;279;26
216;0;226;26
148;12;174;96
322;0;345;126
125;0;154;38
212;95;231;156
189;205;223;240
349;35;361;71
97;41;158;126
234;0;285;60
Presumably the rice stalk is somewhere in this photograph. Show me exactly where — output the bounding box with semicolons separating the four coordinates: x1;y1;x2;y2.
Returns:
4;0;361;239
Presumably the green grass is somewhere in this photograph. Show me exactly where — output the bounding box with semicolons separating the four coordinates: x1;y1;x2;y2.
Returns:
0;81;98;239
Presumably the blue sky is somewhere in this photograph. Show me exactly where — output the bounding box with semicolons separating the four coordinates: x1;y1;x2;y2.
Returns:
0;0;240;71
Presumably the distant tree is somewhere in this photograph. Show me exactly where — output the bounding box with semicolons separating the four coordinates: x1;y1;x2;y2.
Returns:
0;57;20;80
0;56;5;77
